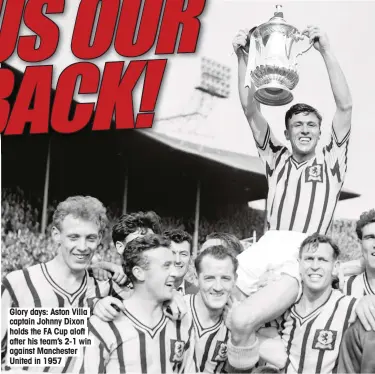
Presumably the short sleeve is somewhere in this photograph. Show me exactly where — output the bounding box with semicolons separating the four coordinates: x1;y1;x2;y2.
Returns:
256;125;289;177
323;126;351;184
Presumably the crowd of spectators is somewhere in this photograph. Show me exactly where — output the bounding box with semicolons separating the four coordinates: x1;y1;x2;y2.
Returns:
1;188;362;278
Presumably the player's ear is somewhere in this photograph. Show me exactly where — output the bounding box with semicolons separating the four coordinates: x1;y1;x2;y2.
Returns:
51;226;61;244
115;241;125;255
132;266;145;282
284;128;290;141
332;260;340;277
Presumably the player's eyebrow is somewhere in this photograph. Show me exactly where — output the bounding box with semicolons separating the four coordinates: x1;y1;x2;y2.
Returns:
363;234;375;239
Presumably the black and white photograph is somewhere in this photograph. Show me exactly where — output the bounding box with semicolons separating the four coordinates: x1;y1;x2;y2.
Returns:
1;1;375;373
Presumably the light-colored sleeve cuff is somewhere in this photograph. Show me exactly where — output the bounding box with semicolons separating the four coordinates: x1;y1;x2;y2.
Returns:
227;336;259;370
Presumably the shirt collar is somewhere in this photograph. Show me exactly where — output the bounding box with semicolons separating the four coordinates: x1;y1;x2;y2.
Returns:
177;280;185;295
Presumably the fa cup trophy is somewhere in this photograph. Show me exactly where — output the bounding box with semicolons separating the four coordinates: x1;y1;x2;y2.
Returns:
245;5;313;106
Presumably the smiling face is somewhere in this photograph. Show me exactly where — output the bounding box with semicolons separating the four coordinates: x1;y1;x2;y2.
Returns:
171;240;191;280
361;222;375;271
285;112;321;162
299;242;338;293
53;215;101;274
197;255;236;312
142;247;177;303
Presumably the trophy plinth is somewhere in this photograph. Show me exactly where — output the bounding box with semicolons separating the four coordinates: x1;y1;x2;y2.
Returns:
250;64;299;106
247;5;313;106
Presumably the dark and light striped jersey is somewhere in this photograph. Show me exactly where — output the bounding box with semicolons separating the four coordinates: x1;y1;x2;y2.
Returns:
343;272;375;299
83;304;196;374
279;290;356;374
256;125;350;234
185;294;229;374
1;262;121;373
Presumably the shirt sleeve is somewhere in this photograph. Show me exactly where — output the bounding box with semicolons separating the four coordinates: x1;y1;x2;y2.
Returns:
255;125;289;178
1;277;18;368
323;125;351;184
338;320;363;373
86;278;130;315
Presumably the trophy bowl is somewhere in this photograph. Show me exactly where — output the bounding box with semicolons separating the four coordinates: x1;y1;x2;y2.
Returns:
251;64;299;106
247;5;313;106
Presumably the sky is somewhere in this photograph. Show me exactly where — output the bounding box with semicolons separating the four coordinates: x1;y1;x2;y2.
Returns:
4;0;375;219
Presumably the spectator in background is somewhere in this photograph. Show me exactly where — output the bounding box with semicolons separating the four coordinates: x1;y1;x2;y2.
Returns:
90;210;162;281
163;229;198;295
338;318;375;373
112;211;162;255
200;232;245;256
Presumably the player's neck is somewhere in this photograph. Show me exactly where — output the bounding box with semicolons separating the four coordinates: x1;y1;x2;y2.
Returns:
195;293;223;326
299;286;332;315
126;291;163;326
47;256;86;292
292;150;316;163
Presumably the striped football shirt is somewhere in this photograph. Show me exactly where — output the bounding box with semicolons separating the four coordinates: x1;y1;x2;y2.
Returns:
83;304;195;374
185;294;229;373
1;262;124;373
256;125;350;234
280;290;356;374
343;272;375;299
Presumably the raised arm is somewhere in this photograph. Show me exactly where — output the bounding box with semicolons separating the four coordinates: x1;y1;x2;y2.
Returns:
304;26;352;142
233;29;269;146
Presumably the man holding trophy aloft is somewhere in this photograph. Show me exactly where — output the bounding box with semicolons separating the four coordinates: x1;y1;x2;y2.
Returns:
226;6;354;370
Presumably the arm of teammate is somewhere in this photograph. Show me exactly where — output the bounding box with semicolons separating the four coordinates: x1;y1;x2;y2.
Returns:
341;258;365;276
350;295;375;331
86;273;129;319
93;296;125;322
90;261;127;286
227;331;260;372
303;26;352;142
338;258;365;291
338;321;363;373
233;28;269;146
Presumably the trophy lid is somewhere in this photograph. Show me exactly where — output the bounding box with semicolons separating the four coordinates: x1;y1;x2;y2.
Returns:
255;5;298;37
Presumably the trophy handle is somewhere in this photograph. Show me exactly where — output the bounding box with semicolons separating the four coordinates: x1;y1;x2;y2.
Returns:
295;33;314;60
238;26;257;56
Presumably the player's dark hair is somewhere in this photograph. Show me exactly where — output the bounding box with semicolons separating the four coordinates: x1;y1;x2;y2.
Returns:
356;209;375;240
195;245;238;275
299;233;340;260
285;103;322;129
206;232;244;256
163;229;193;254
53;196;108;236
123;234;171;286
112;211;161;244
